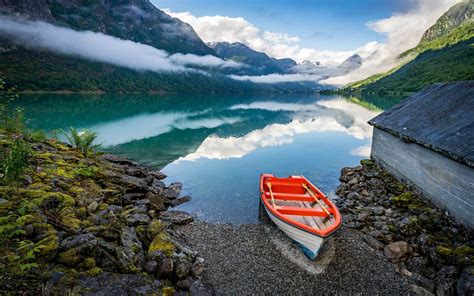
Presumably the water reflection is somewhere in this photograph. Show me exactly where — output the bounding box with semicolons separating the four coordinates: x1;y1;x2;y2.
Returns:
15;92;399;223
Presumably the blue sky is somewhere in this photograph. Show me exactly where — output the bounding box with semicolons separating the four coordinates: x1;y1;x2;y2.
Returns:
153;0;417;51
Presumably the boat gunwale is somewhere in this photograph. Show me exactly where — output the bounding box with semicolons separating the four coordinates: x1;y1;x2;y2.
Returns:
259;173;342;238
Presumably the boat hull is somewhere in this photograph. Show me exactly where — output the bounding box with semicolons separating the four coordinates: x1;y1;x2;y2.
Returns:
264;206;324;259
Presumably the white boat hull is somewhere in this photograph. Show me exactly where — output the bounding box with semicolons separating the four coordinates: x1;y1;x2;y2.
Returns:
265;207;325;259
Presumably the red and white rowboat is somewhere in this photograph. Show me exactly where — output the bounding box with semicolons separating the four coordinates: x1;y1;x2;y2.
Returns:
260;174;342;259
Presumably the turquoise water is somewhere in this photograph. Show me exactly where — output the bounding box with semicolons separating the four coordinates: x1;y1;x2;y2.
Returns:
16;93;396;223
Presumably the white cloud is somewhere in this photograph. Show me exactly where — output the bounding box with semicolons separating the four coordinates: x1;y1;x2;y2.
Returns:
0;16;238;73
163;9;354;65
229;73;322;83
177;98;380;161
322;0;461;85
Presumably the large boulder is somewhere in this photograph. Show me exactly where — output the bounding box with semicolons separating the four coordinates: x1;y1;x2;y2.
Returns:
384;241;411;262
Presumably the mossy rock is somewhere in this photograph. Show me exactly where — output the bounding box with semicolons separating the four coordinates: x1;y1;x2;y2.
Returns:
24;190;75;209
58;248;82;267
390;192;423;209
162;287;175;296
36;234;59;261
360;159;379;171
148;232;175;257
82;267;103;276
147;220;165;239
78;257;96;270
59;207;82;232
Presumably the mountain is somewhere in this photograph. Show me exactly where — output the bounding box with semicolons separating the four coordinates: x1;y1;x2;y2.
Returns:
338;54;363;71
345;0;474;93
420;0;473;43
272;58;297;73
0;0;214;56
208;42;284;75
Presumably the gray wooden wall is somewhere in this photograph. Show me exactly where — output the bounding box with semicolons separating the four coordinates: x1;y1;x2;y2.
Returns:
371;128;474;228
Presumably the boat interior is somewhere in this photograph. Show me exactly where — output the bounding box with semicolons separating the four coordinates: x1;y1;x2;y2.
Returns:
262;177;336;230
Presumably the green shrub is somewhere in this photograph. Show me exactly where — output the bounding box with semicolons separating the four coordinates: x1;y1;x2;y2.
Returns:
62;126;100;157
1;136;32;185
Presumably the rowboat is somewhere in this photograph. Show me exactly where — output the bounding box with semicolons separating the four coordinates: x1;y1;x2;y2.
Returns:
260;174;342;259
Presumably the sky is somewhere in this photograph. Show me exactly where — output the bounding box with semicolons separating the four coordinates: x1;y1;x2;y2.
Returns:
152;0;459;83
153;0;418;52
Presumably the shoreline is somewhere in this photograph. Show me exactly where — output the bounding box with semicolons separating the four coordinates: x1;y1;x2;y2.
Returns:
1;134;472;295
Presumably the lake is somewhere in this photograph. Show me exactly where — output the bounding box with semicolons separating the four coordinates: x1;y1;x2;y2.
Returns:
16;92;401;224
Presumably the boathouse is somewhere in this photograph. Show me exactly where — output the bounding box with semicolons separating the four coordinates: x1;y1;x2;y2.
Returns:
368;81;474;228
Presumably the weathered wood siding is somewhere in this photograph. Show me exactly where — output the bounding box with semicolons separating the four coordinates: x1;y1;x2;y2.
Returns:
371;128;474;228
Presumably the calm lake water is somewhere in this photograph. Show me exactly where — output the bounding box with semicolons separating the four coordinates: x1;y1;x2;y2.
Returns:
16;92;402;224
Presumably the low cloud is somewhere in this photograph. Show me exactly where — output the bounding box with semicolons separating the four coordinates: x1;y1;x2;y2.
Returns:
229;73;322;84
0;16;237;73
322;0;460;85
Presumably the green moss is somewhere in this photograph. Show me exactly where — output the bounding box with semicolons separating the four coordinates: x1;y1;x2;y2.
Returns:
23;189;75;209
77;206;87;218
454;245;474;266
78;257;96;269
148;232;175;257
58;248;81;266
390;192;422;208
83;267;103;276
147;220;165;238
437;245;453;257
59;207;82;232
162;287;175;296
36;234;59;260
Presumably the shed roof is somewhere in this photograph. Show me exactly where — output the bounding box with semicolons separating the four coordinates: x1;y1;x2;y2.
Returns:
369;81;474;168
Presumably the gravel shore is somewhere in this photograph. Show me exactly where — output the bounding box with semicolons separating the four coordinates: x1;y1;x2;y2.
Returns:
177;219;412;295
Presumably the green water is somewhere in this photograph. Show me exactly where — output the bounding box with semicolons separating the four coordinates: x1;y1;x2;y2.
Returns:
15;92;403;223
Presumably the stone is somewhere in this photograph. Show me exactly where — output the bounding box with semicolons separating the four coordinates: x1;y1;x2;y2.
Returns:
127;213;151;226
157;258;174;279
116;227;144;273
176;278;192;290
144;260;158;274
348;177;358;185
373;207;385;215
102;154;137;166
147;192;166;211
159;211;194;225
25;224;35;237
190;280;214;296
356;213;368;221
171;196;192;207
23;175;33;185
347;192;361;200
121;175;148;192
60;233;96;251
174;253;192;279
87;201;99;213
191;257;205;277
363;235;385;250
151;178;166;189
408;284;435;296
457;267;474;296
436;266;458;296
384;241;410;262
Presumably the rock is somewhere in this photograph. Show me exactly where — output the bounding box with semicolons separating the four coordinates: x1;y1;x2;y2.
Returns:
127;213;151;226
190;280;214;296
373;207;385;215
408;284;435;296
60;233;96;251
436;266;458;296
348;177;358;185
363;235;385;250
159;211;194;225
157;258;174;278
171;196;192;207
159;182;182;200
176;278;192;290
356;213;369;221
87;201;99;213
117;227;144;273
25;224;35;237
150;178;166;189
23;175;33;185
147;192;166;211
174;253;192;279
144;260;158;274
457;267;474;296
149;170;167;180
191;257;205;277
102;154;138;166
121;175;148;192
72;272;162;295
384;241;410;262
347;192;361;200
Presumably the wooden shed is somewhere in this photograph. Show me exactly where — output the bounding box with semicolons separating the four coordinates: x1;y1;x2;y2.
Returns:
368;81;474;228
